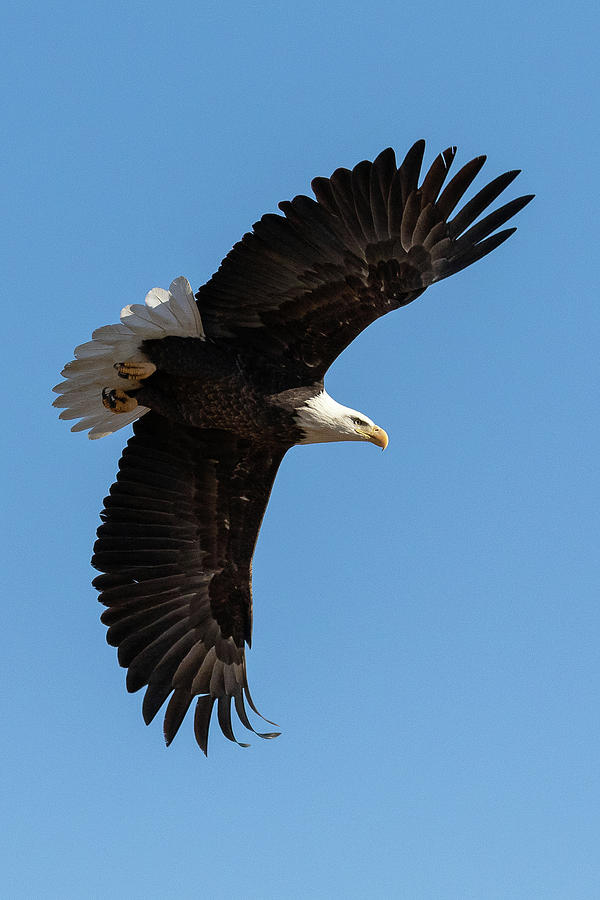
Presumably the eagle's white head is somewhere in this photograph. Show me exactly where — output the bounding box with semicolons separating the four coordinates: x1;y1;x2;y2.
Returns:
295;389;389;449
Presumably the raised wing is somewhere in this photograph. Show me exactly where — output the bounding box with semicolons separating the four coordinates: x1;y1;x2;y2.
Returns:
196;141;533;384
92;413;286;753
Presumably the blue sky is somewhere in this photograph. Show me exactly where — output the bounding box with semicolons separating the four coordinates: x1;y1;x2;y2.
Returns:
3;1;599;897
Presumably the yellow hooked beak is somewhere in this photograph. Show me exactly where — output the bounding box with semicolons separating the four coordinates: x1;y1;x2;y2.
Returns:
356;424;389;450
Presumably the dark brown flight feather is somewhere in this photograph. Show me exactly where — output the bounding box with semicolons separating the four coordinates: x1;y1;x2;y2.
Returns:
196;143;533;385
93;413;283;753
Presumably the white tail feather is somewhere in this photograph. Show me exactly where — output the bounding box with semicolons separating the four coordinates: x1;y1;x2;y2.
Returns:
53;277;204;439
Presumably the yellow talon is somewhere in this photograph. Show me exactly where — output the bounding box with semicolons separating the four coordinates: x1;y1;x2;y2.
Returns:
114;361;156;381
102;388;138;413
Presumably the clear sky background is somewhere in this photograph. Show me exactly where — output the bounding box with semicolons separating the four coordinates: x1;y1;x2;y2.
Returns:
3;1;599;897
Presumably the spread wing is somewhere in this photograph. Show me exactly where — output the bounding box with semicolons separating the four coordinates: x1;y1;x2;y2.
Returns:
196;141;533;384
91;413;286;753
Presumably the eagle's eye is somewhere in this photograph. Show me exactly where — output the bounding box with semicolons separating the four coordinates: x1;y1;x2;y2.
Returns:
351;416;368;427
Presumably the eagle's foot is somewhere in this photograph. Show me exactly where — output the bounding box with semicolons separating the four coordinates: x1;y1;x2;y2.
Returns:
114;361;157;381
102;387;138;414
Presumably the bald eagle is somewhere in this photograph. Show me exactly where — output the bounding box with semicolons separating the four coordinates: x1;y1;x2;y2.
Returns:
54;142;532;753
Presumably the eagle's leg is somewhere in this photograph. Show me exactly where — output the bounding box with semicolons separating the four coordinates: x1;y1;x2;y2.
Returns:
114;360;157;380
102;387;139;414
101;359;153;413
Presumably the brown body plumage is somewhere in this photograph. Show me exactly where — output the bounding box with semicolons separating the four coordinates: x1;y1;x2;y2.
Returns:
135;336;309;442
